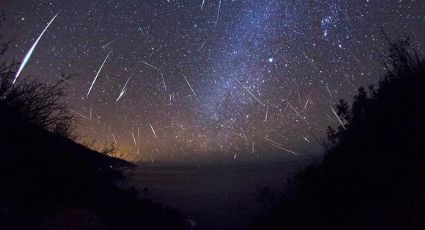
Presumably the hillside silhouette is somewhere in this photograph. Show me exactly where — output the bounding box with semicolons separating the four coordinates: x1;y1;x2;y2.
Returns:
0;40;189;229
251;38;425;230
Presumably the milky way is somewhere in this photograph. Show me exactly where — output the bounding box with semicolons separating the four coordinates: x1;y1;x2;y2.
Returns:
1;0;424;162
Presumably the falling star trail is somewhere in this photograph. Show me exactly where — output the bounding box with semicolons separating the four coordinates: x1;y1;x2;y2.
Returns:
116;75;131;102
182;73;197;99
13;13;59;84
87;51;111;97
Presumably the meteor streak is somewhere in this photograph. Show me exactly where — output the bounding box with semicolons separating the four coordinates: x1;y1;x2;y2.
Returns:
303;96;311;111
13;13;59;84
301;134;310;143
215;0;222;25
161;72;167;91
141;60;159;71
263;137;298;155
87;51;111;97
69;109;89;120
182;74;197;98
236;79;265;106
330;102;346;129
198;39;208;52
132;132;137;147
116;76;131;102
325;84;334;100
150;123;159;139
102;40;114;49
264;104;269;122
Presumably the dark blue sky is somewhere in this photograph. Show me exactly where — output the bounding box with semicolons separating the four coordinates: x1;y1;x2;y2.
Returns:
1;0;424;162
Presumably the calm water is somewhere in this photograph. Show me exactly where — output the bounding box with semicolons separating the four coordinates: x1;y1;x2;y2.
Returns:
133;160;310;230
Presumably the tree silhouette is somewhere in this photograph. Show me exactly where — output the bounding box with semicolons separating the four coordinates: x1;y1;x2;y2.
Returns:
251;38;425;230
0;35;189;229
0;45;74;139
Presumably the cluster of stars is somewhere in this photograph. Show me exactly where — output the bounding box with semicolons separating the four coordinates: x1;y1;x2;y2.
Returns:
1;0;425;162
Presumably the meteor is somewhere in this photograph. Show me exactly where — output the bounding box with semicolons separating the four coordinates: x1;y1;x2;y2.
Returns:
300;134;310;143
13;13;59;84
87;51;111;97
325;84;334;100
132;132;137;147
263;137;299;155
69;109;89;120
182;73;197;98
198;39;208;52
215;0;222;25
161;72;167;92
116;75;131;102
293;79;302;106
141;60;159;71
303;96;311;111
264;104;269;122
236;79;264;106
150;123;159;139
240;127;248;145
102;40;114;49
330;102;346;129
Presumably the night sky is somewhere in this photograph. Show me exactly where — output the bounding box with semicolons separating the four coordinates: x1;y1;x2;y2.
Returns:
1;0;424;162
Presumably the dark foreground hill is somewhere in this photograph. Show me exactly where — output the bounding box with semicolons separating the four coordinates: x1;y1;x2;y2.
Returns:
0;42;189;229
250;39;425;230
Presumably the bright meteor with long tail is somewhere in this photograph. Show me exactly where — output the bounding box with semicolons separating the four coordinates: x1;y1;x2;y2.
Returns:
13;13;59;84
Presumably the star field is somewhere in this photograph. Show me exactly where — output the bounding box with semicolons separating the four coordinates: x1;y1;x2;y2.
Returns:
1;0;425;161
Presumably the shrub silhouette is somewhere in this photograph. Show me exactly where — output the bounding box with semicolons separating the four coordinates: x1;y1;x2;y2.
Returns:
251;38;425;230
0;65;73;139
0;39;189;229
